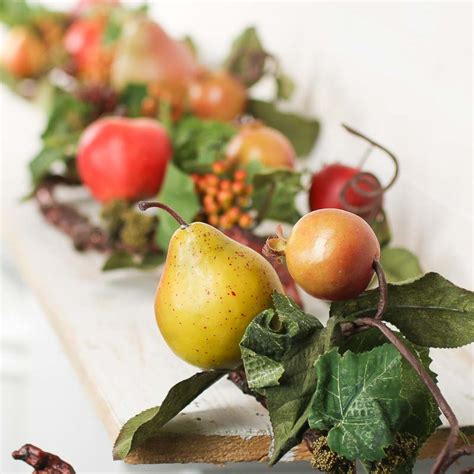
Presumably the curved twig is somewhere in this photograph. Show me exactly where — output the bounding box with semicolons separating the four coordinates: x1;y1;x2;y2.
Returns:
138;201;189;227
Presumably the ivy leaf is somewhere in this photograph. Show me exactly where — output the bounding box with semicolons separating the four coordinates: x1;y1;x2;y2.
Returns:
29;148;66;185
331;272;474;348
252;169;303;224
120;83;148;117
154;163;200;250
113;370;225;460
102;251;165;272
241;293;333;465
172;116;236;173
309;344;407;461
247;99;320;156
380;247;423;283
342;329;441;446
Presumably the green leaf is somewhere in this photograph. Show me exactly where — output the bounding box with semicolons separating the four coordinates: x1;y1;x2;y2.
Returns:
241;292;331;465
331;272;474;348
275;72;295;101
309;344;407;461
172;116;236;173
102;251;165;272
252;169;303;224
342;329;441;445
0;0;60;26
113;370;225;460
224;26;268;87
120;83;148;117
380;247;423;283
29;148;65;184
370;210;392;247
247;99;320;156
155;163;200;250
28;89;92;184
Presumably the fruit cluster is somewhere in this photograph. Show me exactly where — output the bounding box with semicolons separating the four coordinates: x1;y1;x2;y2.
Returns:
192;166;254;230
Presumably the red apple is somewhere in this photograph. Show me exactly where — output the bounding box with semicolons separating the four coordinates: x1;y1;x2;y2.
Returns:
77;117;172;202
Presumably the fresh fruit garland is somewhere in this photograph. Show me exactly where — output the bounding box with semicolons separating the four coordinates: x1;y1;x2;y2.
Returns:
114;203;474;473
2;1;473;473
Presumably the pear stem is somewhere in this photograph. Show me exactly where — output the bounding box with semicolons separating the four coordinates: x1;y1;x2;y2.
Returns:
138;201;189;227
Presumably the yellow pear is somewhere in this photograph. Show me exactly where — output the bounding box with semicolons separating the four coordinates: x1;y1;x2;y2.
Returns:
140;202;284;369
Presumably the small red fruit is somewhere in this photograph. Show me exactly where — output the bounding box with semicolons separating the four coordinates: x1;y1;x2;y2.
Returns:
77;117;172;202
188;71;247;122
284;209;380;301
226;123;296;169
309;163;381;213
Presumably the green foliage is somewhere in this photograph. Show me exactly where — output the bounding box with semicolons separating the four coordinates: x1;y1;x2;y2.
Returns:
371;211;392;247
240;293;336;465
113;370;225;460
380;247;423;283
120;83;148;117
119;210;156;250
0;0;59;26
154;163;200;250
247;99;320;156
309;344;407;461
29;89;93;184
252;168;303;224
224;26;294;100
342;329;441;456
171;116;236;173
331;272;474;348
102;251;165;272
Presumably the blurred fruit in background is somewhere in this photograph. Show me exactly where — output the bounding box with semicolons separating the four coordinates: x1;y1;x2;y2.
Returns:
188;71;247;121
77;117;172;202
309;163;382;217
111;16;200;91
73;0;119;17
226;122;296;169
1;27;47;78
64;17;113;83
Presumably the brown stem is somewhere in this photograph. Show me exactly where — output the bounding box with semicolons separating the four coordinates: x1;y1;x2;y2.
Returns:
372;260;388;321
339;124;400;219
138;201;189;227
12;444;75;473
443;444;474;473
342;123;399;192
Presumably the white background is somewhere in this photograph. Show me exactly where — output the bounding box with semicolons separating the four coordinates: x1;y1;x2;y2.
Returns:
1;1;472;473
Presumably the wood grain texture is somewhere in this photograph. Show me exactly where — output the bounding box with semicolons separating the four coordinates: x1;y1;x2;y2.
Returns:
1;88;473;465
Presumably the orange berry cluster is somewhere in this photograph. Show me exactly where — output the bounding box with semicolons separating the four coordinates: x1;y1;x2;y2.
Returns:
193;165;254;230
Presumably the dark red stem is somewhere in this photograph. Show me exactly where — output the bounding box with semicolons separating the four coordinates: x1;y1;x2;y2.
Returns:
138;201;189;227
372;260;387;320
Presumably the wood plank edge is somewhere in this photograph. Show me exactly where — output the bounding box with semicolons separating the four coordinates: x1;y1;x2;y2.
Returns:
123;428;474;465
